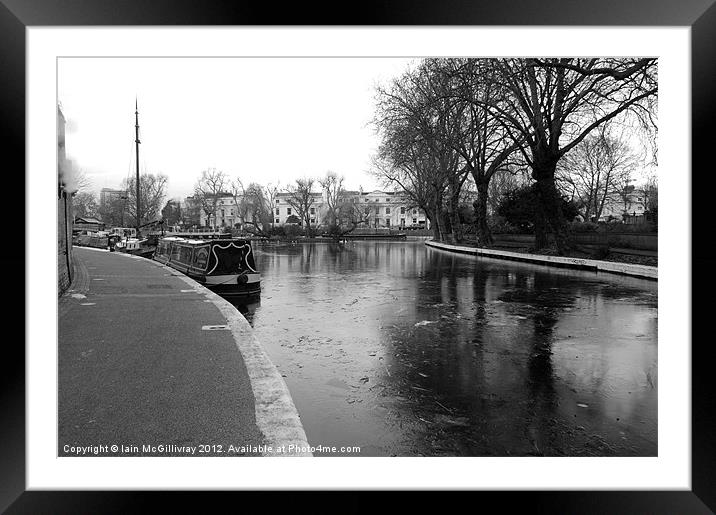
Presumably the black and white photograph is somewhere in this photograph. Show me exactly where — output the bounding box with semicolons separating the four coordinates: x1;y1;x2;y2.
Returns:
56;55;660;459
7;14;704;503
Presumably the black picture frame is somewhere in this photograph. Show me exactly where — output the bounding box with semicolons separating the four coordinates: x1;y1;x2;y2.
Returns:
4;0;714;512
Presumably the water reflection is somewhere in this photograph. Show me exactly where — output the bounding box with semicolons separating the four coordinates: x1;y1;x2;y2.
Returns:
249;240;657;456
224;295;260;327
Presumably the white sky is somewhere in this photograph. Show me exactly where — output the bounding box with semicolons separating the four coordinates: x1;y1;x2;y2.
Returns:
58;57;415;200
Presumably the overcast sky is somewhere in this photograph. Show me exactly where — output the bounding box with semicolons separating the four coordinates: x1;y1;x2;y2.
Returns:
59;57;415;200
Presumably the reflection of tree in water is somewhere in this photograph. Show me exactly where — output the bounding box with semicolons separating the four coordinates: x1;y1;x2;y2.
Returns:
299;243;314;274
376;250;497;455
524;305;559;455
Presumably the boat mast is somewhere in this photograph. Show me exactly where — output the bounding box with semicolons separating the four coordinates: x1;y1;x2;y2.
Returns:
135;98;141;237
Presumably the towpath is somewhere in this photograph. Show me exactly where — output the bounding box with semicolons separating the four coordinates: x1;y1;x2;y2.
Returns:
58;247;309;457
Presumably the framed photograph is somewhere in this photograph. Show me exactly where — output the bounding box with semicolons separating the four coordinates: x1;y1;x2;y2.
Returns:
5;0;714;511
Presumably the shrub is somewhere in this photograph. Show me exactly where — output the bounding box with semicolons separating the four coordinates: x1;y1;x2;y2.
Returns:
283;224;304;238
569;221;600;233
488;215;525;234
495;184;578;233
592;244;611;260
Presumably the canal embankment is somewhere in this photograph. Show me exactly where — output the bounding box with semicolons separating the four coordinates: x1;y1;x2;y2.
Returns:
425;240;657;280
59;247;310;456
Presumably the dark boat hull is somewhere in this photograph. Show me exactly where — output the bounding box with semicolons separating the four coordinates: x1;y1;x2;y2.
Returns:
153;237;261;297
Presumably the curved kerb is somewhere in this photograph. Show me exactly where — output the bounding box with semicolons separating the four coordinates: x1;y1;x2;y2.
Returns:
113;250;312;456
425;240;658;280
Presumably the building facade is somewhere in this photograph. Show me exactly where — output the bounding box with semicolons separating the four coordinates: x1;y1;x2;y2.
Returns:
352;190;429;229
598;186;647;223
273;191;325;227
100;188;127;207
184;189;430;231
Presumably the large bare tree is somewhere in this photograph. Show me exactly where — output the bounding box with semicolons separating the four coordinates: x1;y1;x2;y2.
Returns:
193;168;227;229
230;178;274;236
374;63;465;242
72;191;99;219
319;171;345;228
285;178;318;236
122;172;168;226
557;124;639;222
431;58;524;244
487;58;657;251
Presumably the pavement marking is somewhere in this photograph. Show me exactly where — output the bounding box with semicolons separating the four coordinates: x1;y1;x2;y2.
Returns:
202;325;230;331
180;289;199;293
92;278;105;281
80;303;96;306
70;293;87;299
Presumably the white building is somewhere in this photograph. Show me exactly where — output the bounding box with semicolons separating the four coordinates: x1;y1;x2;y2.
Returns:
353;190;429;229
273;191;324;226
598;186;647;223
187;188;430;231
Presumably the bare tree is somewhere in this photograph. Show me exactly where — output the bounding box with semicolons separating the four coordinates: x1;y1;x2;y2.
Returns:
373;63;465;242
484;58;657;252
230;178;274;236
487;164;531;216
264;182;280;229
319;171;345;228
641;173;658;220
429;58;524;245
72;191;99;219
557;124;639;222
73;169;92;194
326;194;372;237
122;173;168;226
193;168;227;229
371;143;447;241
285;178;318;236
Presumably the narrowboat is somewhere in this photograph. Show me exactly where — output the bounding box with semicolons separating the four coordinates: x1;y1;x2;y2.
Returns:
153;236;260;296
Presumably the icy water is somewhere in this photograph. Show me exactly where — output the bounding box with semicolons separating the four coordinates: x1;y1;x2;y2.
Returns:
241;240;657;457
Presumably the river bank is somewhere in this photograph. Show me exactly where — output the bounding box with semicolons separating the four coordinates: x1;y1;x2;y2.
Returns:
459;237;657;267
426;240;657;280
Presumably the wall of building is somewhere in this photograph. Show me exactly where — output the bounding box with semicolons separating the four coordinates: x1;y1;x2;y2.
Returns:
58;105;73;295
354;191;429;229
58;193;73;295
188;190;430;231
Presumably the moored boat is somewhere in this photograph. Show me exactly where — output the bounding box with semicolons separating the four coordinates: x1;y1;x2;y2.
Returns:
114;236;156;258
153;236;260;296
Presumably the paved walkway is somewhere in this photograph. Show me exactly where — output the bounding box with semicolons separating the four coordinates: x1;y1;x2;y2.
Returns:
59;248;310;457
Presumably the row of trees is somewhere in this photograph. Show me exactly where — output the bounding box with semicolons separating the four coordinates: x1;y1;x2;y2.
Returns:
190;168;375;238
72;173;168;229
371;58;657;253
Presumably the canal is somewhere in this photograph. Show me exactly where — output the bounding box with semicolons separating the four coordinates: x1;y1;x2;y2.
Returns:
238;240;657;457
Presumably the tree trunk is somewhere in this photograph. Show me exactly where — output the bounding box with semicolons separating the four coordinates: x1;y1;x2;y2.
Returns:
473;182;492;246
447;189;461;244
433;198;447;242
533;170;569;254
428;213;441;241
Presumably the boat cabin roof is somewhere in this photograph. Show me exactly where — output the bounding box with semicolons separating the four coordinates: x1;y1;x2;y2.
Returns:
160;236;251;246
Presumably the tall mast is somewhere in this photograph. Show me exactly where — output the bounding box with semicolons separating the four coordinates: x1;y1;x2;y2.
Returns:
134;98;141;236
